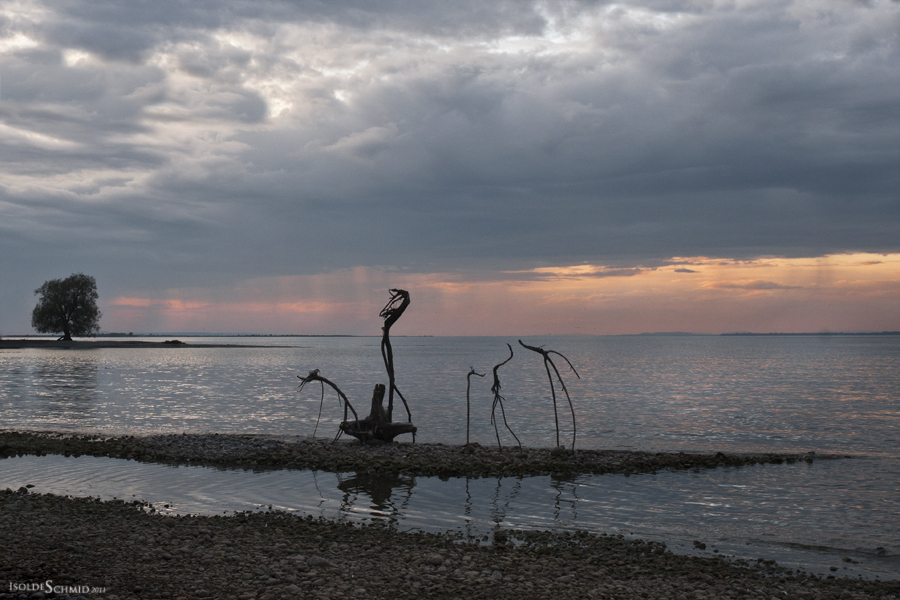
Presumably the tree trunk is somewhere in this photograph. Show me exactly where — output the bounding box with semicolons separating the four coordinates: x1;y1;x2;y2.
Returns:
340;384;417;443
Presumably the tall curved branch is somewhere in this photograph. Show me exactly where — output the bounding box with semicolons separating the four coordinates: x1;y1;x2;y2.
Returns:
379;289;411;424
518;340;580;451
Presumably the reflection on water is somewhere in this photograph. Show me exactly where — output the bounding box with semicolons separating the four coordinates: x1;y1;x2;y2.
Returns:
2;337;900;580
2;336;900;458
0;351;101;422
2;454;896;579
35;354;99;420
335;471;416;519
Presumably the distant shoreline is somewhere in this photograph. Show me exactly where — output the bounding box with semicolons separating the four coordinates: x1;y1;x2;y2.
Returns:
720;331;900;336
0;339;282;349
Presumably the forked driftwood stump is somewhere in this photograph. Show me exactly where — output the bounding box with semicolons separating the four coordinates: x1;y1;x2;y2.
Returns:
298;289;417;444
340;383;417;442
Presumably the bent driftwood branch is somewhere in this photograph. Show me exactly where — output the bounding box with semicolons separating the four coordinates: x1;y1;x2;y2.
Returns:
298;371;417;443
490;343;520;450
298;369;360;442
518;339;580;451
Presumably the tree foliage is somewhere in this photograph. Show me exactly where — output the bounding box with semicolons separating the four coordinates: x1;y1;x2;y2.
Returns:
32;273;102;341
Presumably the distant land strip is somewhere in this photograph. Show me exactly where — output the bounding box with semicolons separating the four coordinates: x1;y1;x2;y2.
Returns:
721;331;900;336
0;339;287;349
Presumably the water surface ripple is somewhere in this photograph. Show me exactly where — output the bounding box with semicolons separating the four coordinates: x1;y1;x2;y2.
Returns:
2;335;899;579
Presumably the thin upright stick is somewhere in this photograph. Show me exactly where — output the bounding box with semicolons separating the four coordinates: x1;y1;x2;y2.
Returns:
466;367;485;445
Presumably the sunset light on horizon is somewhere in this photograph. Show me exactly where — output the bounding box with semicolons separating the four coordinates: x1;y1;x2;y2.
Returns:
98;253;900;336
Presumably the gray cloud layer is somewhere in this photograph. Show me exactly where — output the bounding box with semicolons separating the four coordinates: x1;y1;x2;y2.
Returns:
2;0;899;324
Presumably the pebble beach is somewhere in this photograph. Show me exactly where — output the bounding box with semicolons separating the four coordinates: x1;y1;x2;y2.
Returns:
3;431;899;599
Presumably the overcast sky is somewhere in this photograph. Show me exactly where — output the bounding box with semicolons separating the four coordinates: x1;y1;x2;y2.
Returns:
2;0;899;335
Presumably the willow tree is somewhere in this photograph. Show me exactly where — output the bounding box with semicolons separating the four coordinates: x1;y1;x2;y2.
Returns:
32;273;101;341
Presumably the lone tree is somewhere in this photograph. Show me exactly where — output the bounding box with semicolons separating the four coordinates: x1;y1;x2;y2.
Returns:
32;273;102;341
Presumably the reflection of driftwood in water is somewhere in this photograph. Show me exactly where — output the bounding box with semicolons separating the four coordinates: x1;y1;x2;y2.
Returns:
490;343;520;450
336;471;415;516
550;476;580;522
490;475;523;528
518;339;580;451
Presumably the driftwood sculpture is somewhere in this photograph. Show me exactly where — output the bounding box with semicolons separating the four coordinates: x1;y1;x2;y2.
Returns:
518;339;580;450
298;289;417;443
490;343;521;450
380;289;411;424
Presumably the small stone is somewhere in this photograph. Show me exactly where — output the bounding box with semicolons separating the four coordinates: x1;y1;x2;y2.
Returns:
195;591;211;598
308;555;331;568
426;553;444;566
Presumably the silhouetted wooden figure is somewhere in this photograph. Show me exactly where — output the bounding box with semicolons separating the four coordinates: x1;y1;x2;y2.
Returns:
298;289;417;443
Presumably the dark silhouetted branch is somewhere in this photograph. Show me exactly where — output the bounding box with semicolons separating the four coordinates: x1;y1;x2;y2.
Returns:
466;367;485;445
379;289;411;426
298;369;359;442
490;343;520;450
518;340;580;450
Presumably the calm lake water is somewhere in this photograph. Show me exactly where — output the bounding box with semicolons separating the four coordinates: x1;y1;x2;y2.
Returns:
1;335;899;578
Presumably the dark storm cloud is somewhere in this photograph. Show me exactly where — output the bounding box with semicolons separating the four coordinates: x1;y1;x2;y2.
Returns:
1;0;899;328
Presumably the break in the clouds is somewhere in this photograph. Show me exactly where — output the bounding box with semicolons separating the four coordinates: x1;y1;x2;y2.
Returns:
1;0;899;334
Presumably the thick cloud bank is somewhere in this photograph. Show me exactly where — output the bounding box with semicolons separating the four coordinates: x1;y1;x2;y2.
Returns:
1;0;898;331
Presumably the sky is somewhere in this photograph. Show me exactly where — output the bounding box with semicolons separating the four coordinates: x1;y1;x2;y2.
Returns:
1;0;899;336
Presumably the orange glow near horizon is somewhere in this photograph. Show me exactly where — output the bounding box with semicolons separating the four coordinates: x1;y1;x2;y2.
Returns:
102;253;900;335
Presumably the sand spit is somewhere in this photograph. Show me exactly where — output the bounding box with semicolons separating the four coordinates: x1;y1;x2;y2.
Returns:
0;431;843;478
2;490;898;600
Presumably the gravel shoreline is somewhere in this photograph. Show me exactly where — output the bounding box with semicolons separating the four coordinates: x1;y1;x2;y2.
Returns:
0;431;844;478
3;490;898;600
6;430;892;600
